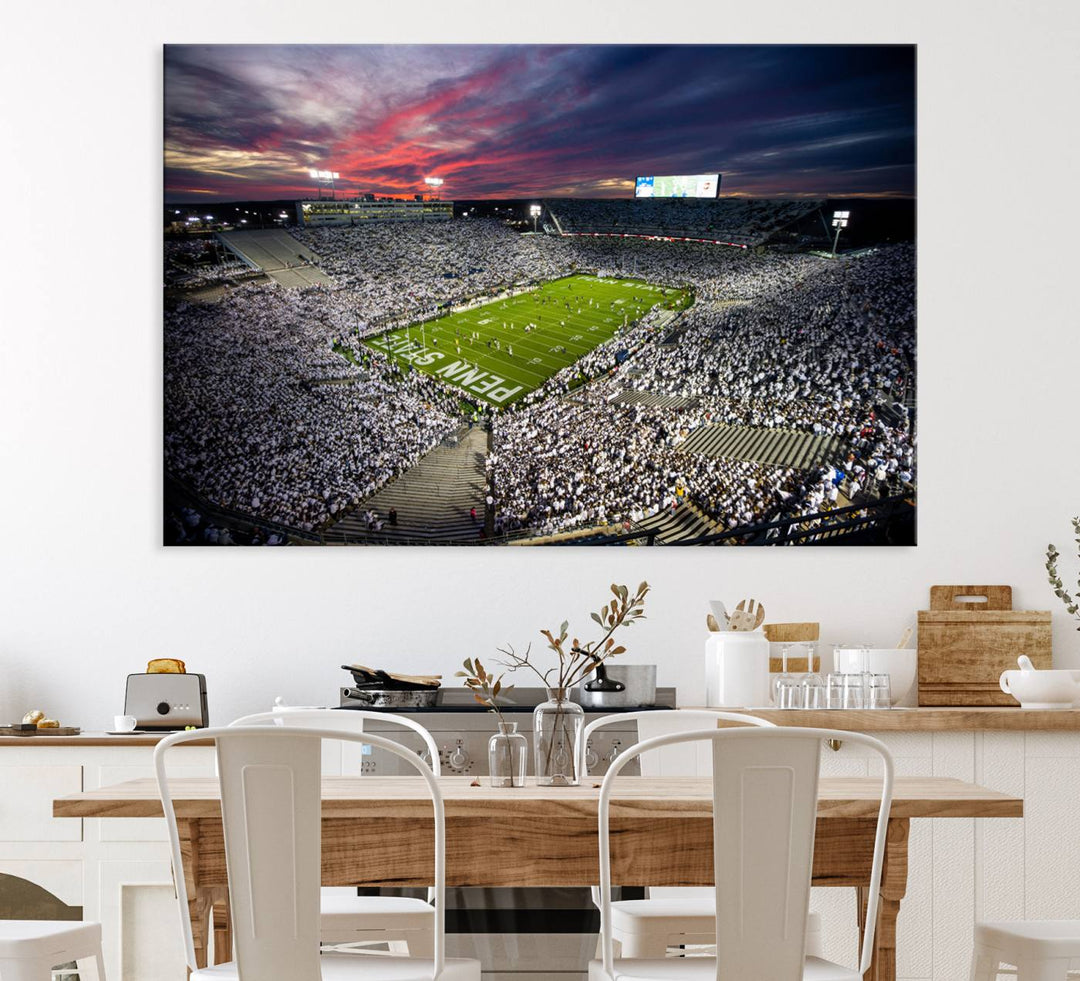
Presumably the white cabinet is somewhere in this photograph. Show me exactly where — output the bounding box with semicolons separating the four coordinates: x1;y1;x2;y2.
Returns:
0;740;213;981
0;766;83;841
811;729;1080;981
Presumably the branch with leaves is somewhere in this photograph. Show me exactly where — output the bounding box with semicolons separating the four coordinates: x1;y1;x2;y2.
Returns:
456;657;514;722
495;581;651;691
1047;517;1080;628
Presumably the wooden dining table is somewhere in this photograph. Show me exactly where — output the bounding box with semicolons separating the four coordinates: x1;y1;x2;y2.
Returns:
54;775;1022;981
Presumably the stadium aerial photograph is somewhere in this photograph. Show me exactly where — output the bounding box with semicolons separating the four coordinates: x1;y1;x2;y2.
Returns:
163;44;916;546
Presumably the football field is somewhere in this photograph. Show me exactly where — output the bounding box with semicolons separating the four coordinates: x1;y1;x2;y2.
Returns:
363;274;691;407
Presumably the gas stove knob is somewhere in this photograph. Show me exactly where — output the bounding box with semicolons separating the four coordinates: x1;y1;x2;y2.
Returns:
606;744;621;764
419;749;433;768
584;745;600;770
447;746;471;771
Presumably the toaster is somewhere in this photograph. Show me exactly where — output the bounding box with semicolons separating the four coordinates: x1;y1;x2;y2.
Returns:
124;673;209;730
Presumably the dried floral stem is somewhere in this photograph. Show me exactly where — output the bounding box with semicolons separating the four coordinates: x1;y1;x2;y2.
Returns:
455;657;514;723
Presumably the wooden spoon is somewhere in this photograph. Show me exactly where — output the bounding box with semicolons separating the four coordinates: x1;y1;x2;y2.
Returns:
730;599;766;631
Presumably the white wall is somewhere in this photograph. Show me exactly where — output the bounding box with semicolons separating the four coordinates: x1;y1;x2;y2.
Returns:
1;0;1078;729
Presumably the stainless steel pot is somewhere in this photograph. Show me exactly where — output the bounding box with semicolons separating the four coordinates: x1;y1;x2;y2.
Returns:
339;688;439;708
576;664;657;708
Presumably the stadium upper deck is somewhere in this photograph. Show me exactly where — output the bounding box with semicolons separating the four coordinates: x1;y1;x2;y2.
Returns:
544;197;823;247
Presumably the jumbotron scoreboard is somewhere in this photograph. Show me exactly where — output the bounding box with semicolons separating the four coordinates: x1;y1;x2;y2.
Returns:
634;174;721;198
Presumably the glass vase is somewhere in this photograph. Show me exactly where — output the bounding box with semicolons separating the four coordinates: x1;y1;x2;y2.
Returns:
488;721;528;788
533;687;584;786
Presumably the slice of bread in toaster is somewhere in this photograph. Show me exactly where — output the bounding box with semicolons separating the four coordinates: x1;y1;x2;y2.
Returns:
147;658;186;674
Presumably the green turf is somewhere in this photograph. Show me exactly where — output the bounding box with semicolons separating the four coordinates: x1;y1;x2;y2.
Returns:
362;274;690;407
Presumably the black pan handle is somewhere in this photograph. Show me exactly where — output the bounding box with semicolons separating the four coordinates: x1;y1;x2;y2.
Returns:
584;663;625;693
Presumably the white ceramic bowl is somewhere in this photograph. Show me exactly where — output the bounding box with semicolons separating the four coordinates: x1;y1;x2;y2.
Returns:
999;669;1080;709
833;648;918;706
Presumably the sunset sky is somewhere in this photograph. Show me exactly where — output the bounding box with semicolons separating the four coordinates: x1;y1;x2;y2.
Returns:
164;44;915;202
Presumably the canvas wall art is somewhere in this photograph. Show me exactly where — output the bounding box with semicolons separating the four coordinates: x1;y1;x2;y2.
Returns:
163;44;916;546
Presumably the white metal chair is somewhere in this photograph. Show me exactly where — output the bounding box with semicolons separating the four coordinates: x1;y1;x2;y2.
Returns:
0;921;105;981
579;711;822;960
230;709;438;955
969;921;1080;980
155;725;480;980
589;726;894;981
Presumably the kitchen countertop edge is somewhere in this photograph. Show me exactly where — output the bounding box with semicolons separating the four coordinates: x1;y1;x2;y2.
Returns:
685;706;1080;730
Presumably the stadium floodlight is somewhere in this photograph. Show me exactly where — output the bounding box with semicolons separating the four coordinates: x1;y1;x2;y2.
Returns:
529;203;542;233
831;209;850;256
424;176;444;186
309;167;340;199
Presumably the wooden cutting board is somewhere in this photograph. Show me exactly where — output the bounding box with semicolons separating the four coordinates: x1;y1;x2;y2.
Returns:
917;585;1052;705
0;726;81;737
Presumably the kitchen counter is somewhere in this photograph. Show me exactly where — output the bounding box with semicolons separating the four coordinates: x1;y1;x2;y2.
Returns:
0;731;209;746
684;706;1080;730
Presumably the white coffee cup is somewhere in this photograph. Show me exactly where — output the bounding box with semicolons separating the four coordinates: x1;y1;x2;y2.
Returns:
113;715;138;732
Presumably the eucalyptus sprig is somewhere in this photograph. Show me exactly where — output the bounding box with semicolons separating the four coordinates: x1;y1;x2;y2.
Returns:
495;581;651;690
456;657;514;722
1046;516;1080;628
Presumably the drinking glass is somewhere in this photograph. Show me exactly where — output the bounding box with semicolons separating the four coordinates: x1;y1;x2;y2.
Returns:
868;674;893;709
826;673;846;709
773;645;798;706
775;676;803;709
841;673;866;709
800;674;826;709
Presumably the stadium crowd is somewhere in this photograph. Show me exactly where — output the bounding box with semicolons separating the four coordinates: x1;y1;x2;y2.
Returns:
165;217;915;540
490;242;914;534
165;284;460;530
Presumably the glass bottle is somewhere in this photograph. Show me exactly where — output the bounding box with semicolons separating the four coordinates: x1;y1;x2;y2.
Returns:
533;687;584;786
488;721;528;788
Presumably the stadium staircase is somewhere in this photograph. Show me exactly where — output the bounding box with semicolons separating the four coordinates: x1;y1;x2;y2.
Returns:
680;423;842;472
630;501;722;544
326;427;488;543
612;391;699;410
217;230;333;288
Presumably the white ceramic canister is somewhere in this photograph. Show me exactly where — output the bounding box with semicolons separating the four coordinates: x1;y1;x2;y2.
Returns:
704;630;771;707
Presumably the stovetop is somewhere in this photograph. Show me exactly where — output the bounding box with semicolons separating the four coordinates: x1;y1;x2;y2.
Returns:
337;685;676;713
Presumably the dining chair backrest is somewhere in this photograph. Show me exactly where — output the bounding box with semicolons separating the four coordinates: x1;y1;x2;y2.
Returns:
229;708;442;776
595;726;893;981
579;709;774;779
154;725;447;981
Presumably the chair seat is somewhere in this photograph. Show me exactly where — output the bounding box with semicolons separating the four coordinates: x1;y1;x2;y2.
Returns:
975;920;1080;959
192;953;481;980
321;895;434;930
611;898;823;931
0;920;101;959
588;955;860;981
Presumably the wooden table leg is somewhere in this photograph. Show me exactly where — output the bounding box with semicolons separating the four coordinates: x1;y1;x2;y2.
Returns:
211;886;232;964
186;889;211;971
857;818;909;981
177;819;228;970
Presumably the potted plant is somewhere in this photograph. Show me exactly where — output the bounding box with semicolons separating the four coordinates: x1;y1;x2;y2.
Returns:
495;581;650;786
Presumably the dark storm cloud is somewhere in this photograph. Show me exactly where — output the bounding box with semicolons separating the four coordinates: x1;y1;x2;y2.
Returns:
163;44;915;200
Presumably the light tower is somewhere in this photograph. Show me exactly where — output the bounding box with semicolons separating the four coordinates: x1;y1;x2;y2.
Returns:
424;176;444;199
529;203;542;233
831;210;850;257
309;169;340;200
